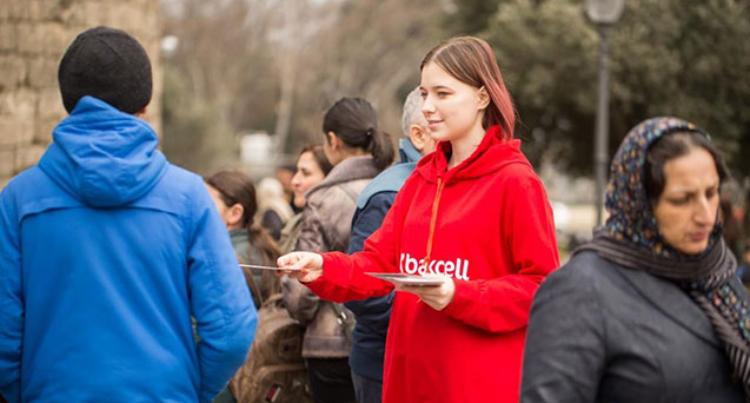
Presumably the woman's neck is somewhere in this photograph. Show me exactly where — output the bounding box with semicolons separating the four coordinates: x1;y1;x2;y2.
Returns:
228;223;244;231
336;148;369;164
448;122;486;169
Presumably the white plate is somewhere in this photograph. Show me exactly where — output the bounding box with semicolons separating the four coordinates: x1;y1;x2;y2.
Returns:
364;272;444;286
239;264;300;272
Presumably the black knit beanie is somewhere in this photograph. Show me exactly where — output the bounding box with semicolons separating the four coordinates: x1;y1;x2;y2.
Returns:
58;26;152;114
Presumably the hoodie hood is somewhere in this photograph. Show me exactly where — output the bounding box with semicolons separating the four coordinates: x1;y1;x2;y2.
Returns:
38;96;167;207
308;155;380;198
416;125;529;183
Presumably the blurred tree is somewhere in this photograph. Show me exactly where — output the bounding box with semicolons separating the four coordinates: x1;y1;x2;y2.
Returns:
160;0;447;172
161;0;286;174
446;0;504;35
287;0;446;152
483;0;750;178
161;64;233;173
161;0;749;180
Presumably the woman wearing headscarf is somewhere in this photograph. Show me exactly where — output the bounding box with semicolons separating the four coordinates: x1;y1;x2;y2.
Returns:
522;117;748;402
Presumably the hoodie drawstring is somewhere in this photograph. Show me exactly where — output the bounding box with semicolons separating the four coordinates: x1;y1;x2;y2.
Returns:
424;177;445;266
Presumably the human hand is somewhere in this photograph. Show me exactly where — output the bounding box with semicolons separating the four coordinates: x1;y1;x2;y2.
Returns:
277;252;324;283
396;276;455;311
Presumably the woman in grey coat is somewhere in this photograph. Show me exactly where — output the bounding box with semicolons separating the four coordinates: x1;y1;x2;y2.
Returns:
522;117;749;403
282;97;393;403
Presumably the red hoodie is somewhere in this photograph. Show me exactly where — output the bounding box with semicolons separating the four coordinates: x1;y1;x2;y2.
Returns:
307;125;560;403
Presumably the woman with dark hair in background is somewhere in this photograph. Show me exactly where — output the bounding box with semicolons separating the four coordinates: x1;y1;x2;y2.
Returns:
279;145;334;255
206;171;281;308
282;98;394;403
522;117;748;402
278;37;559;403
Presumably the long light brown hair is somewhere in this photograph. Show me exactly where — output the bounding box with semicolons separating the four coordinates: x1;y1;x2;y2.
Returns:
421;36;516;139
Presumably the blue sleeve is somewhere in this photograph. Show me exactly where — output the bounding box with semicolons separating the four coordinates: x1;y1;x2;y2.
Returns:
187;184;257;403
0;188;22;402
347;191;396;254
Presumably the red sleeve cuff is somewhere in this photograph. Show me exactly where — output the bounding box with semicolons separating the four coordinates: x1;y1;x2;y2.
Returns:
304;252;349;295
441;278;476;317
304;275;326;294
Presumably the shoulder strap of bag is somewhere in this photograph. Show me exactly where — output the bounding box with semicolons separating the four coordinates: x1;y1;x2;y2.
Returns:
334;183;356;338
238;252;264;306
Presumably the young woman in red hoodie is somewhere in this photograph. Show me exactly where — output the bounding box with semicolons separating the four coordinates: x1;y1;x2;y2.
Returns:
279;36;560;403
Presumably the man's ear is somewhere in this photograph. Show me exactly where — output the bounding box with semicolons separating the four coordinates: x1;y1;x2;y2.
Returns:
477;86;490;110
409;125;429;153
226;203;245;227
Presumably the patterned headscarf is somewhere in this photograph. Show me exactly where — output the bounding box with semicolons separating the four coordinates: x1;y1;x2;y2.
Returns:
603;116;716;257
579;117;750;400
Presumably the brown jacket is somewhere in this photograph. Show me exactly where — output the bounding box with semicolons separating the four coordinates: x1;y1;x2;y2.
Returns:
282;156;380;358
278;213;303;255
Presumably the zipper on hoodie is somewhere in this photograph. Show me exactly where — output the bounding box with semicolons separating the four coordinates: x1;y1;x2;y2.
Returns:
424;176;445;265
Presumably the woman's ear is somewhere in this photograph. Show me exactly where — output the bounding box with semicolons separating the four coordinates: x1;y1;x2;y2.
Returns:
225;203;245;228
477;86;490;110
327;131;342;151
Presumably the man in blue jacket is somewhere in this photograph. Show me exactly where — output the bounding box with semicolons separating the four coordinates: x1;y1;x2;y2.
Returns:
0;27;256;403
345;89;435;403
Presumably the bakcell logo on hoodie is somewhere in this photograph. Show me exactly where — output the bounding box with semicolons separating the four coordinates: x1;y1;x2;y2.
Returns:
399;253;470;280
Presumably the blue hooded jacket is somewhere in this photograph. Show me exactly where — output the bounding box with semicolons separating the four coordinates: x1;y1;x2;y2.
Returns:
0;97;256;402
345;138;421;382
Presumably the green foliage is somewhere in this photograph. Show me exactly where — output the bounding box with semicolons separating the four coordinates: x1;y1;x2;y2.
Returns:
162;0;750;178
483;0;750;177
484;0;597;170
446;0;504;35
161;65;237;175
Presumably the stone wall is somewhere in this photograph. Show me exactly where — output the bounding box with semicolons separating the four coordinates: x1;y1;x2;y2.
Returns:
0;0;161;189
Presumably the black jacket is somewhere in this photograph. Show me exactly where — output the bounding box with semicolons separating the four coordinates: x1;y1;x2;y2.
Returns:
521;251;745;403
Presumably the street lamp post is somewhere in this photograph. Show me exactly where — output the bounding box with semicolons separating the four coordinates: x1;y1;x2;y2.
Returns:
586;0;624;227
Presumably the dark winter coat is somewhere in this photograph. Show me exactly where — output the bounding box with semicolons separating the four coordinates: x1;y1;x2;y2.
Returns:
521;250;745;403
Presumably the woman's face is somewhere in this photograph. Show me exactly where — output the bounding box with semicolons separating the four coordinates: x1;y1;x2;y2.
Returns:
206;184;243;229
291;151;327;208
653;147;720;255
419;62;486;143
